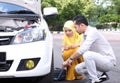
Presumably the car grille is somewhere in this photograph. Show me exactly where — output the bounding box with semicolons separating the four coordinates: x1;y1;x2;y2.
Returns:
0;36;14;46
0;60;13;71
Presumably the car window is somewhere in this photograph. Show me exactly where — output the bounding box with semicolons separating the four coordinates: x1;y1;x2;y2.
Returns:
0;2;34;14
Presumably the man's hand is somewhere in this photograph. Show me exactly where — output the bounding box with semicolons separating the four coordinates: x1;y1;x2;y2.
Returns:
62;58;73;68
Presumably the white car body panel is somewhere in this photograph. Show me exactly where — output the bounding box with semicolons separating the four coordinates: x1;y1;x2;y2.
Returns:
0;0;58;79
0;41;52;77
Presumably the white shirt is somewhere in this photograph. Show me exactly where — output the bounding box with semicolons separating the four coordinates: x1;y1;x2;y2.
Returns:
77;26;116;62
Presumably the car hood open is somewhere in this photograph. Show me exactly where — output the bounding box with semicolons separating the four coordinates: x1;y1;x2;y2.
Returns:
0;0;41;15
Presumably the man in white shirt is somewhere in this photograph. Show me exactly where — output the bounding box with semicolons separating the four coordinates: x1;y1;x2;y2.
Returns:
62;14;116;83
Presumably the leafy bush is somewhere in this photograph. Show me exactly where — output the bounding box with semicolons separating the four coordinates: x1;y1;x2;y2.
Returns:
95;24;104;29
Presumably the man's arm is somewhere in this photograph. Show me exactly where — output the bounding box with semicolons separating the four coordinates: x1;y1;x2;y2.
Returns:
62;51;82;67
69;51;82;60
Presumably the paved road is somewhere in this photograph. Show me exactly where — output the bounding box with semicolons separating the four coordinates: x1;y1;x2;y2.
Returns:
53;31;120;83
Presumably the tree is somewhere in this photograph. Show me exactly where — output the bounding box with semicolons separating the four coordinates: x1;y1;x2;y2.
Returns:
41;0;120;31
42;0;84;31
112;0;120;14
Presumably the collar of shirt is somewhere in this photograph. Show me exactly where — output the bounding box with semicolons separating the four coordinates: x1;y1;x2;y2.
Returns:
83;25;91;40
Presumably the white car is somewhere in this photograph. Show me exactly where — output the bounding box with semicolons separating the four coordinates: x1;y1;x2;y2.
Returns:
0;0;58;83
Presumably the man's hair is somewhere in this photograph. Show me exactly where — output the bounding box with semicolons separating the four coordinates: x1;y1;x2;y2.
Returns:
72;14;88;26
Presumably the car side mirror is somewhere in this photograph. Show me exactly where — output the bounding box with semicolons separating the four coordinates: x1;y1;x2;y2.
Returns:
43;7;58;18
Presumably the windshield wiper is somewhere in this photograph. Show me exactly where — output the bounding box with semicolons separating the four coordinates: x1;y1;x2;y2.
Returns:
7;10;35;14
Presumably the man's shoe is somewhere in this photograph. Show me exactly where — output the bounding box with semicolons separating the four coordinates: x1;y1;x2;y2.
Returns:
87;72;109;83
99;72;109;82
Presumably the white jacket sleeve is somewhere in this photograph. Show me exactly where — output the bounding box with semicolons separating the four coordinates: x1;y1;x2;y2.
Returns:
77;28;98;54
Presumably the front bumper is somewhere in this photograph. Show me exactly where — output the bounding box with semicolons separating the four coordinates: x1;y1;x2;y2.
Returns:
0;41;53;78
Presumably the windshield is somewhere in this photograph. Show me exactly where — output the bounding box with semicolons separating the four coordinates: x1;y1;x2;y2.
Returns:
0;2;35;14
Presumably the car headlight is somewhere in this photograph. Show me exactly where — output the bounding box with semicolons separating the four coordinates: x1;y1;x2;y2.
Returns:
13;28;46;44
